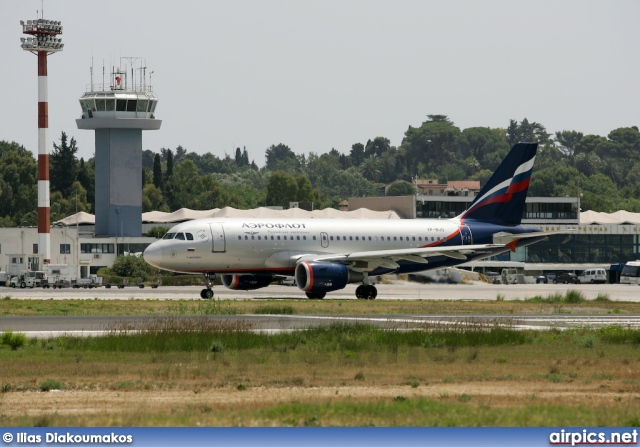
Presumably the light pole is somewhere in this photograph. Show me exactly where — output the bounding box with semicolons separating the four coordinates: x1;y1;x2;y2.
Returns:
20;17;64;265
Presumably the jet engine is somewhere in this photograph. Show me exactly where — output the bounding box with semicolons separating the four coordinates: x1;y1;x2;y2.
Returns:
221;274;273;290
295;261;360;293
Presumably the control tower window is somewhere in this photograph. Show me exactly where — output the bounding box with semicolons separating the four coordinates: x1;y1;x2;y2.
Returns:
116;100;127;112
95;99;106;112
149;100;157;113
137;100;148;112
105;99;115;112
126;100;137;112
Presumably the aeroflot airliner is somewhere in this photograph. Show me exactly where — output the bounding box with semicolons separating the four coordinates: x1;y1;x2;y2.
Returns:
144;142;555;300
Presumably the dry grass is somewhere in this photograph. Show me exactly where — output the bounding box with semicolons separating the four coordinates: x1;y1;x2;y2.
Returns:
1;324;639;426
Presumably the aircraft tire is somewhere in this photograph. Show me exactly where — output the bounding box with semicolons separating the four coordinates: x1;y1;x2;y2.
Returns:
366;285;378;300
306;292;326;300
201;289;214;299
355;285;365;299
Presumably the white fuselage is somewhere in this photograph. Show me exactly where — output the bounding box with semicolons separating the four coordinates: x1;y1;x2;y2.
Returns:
144;217;466;275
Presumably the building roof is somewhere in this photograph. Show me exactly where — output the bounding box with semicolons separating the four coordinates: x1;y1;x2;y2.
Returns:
446;181;480;191
53;207;400;227
580;210;640;225
53;208;640;227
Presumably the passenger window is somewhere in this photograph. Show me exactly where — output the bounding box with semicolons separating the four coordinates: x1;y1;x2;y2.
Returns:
238;236;241;240
174;233;185;240
277;236;281;240
186;233;194;240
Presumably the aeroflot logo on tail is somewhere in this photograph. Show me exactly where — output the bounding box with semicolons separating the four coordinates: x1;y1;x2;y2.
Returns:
242;223;307;229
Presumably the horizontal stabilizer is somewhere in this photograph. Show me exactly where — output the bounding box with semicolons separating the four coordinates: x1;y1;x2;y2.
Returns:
493;229;576;246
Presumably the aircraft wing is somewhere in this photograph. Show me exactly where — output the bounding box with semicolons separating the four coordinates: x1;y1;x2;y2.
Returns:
294;244;507;272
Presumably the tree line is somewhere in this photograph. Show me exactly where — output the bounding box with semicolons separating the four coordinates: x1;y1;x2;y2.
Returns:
1;115;640;227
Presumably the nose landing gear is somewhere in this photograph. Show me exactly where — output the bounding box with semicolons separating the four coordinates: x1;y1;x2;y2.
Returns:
200;273;215;299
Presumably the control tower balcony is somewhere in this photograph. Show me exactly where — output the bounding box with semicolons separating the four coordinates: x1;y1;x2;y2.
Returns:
76;89;161;130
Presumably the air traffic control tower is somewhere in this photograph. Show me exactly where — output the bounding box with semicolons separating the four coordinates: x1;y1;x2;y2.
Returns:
76;59;161;237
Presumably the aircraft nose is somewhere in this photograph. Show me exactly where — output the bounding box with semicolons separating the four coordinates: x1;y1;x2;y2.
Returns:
143;242;163;268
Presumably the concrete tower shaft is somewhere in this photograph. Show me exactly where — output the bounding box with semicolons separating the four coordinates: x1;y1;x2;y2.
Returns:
21;18;64;264
76;60;161;237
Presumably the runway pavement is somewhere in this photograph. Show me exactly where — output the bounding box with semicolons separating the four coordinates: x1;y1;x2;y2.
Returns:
1;280;639;301
2;313;640;338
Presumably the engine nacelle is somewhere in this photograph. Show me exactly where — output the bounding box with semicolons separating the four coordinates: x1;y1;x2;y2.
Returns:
221;274;273;290
295;261;353;293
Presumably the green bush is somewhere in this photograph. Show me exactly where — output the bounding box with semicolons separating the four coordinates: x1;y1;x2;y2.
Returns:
145;226;169;238
111;254;156;281
40;379;63;391
1;330;27;350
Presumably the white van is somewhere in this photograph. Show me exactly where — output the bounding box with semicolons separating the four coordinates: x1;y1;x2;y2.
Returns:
578;268;607;284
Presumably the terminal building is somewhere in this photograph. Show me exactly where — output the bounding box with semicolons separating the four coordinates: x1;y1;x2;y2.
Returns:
2;196;639;283
348;194;640;282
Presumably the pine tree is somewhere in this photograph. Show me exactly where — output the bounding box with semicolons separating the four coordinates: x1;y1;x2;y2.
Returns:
153;153;163;188
51;131;79;196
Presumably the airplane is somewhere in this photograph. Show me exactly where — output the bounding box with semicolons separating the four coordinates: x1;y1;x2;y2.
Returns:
144;142;555;300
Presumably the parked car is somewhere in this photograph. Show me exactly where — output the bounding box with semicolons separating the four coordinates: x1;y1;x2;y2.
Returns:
485;271;501;284
280;277;297;286
578;268;607;284
553;273;580;284
535;273;556;284
535;275;548;284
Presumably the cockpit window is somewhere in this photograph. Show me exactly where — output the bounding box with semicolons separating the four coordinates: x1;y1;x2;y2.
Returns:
185;233;194;240
174;233;185;240
162;233;175;240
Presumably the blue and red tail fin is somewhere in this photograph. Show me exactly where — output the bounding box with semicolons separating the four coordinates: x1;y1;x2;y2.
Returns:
458;142;538;226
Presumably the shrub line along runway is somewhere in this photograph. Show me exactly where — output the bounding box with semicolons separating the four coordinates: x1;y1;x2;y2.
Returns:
3;314;640;338
2;281;639;336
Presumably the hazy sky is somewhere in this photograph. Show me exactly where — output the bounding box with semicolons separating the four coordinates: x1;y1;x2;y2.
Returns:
2;1;639;165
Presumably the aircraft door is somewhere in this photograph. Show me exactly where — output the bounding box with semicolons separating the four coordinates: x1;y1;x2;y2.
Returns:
209;223;226;253
460;225;473;245
320;232;329;248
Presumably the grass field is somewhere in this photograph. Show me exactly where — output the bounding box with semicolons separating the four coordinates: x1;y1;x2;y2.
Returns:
0;291;639;426
0;289;638;317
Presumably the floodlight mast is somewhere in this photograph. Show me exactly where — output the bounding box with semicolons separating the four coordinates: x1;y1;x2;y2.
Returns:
21;16;64;265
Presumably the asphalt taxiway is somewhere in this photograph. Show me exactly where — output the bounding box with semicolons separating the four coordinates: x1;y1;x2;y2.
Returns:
1;281;639;301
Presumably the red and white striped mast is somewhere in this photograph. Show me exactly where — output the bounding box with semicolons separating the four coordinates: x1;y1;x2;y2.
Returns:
20;16;64;265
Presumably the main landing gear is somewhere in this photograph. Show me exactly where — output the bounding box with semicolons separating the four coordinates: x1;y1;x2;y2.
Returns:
305;292;326;300
355;284;377;300
200;273;215;299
